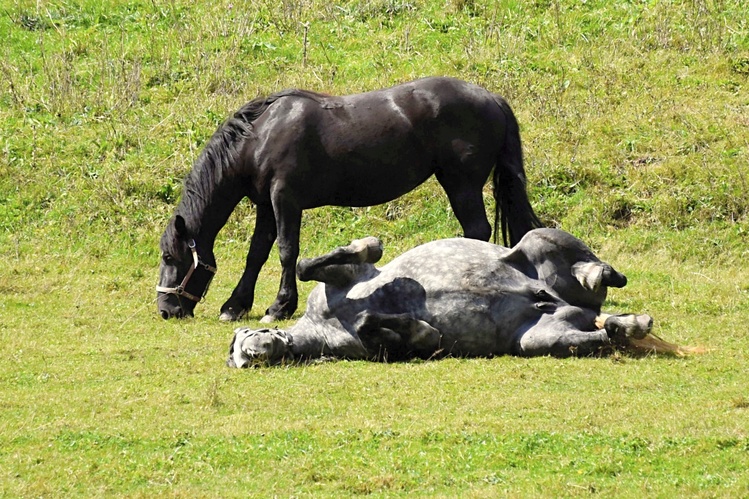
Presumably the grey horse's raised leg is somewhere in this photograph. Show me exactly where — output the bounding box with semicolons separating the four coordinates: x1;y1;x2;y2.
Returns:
355;312;442;358
297;237;383;287
595;313;653;343
516;306;610;357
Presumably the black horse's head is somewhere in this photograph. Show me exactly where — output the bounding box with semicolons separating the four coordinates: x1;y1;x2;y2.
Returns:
156;215;216;319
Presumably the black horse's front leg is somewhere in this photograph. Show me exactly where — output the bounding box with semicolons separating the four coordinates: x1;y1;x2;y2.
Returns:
220;204;277;322
261;191;302;323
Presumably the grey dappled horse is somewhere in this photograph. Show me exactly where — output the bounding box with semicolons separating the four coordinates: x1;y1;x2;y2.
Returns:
227;229;655;367
156;77;542;323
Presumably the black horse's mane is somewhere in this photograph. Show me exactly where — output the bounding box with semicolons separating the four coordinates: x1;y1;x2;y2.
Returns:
166;89;326;248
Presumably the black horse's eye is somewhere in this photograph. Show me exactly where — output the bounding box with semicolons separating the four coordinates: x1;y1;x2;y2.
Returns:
162;254;174;264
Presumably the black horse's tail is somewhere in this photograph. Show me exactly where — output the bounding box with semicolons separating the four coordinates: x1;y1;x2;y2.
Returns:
492;94;544;246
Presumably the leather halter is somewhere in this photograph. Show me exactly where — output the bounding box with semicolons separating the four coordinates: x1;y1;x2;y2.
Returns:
156;240;217;303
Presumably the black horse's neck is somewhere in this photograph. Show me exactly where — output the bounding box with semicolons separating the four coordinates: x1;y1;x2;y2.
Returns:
177;93;302;255
177;178;244;260
175;90;322;249
175;113;258;260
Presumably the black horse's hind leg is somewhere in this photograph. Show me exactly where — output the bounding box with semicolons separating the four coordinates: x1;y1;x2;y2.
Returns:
437;173;492;241
220;204;277;322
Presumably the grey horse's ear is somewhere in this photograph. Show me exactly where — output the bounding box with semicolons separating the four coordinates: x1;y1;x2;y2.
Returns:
571;262;604;291
226;329;241;367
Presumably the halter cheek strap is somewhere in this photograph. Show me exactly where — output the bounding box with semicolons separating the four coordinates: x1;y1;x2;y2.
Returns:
156;240;217;302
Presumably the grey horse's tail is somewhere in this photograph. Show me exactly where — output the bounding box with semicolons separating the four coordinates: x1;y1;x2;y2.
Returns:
492;94;544;246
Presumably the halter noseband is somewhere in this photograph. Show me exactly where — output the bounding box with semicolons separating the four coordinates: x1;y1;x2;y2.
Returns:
156;239;217;303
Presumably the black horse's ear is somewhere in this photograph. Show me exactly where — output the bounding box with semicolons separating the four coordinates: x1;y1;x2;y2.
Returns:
174;215;188;237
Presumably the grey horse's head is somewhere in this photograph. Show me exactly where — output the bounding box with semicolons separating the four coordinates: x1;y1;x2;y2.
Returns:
227;327;292;368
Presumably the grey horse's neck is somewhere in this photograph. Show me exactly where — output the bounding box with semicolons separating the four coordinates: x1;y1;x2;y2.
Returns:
287;318;328;359
287;316;370;361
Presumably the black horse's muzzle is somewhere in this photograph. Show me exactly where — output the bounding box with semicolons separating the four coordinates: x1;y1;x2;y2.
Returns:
158;302;193;320
156;240;216;319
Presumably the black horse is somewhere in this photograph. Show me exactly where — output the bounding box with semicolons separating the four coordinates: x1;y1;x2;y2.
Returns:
157;77;543;321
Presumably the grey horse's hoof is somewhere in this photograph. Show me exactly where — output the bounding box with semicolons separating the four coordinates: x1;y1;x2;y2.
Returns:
604;314;653;342
348;236;384;264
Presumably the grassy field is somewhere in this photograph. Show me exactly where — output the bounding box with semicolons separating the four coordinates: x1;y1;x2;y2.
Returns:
2;0;749;496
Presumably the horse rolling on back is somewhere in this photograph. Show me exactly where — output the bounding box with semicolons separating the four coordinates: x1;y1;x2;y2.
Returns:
228;229;695;367
156;76;543;321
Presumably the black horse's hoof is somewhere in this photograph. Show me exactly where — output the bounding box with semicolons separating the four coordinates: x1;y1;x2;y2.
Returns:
260;311;292;324
260;297;297;324
219;307;246;322
260;304;295;324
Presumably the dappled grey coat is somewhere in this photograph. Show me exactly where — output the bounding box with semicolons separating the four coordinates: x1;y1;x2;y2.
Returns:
228;229;652;366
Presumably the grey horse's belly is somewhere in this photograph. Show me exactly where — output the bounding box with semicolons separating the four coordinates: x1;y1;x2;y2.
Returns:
341;240;531;356
422;292;519;356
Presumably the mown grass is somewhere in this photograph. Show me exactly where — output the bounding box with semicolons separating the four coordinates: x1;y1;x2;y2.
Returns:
2;0;749;496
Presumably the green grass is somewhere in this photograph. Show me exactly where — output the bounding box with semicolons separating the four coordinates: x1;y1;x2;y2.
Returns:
2;0;749;496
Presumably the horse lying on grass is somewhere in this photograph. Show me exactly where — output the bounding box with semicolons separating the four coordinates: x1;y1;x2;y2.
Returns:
227;229;697;367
